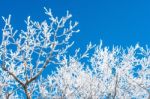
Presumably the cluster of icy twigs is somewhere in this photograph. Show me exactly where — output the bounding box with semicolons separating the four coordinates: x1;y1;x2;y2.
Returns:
0;8;150;99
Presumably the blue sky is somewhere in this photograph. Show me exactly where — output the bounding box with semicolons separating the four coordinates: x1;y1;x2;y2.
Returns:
0;0;150;49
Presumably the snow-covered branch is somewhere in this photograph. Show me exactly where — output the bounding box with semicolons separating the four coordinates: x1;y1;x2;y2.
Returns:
0;8;149;99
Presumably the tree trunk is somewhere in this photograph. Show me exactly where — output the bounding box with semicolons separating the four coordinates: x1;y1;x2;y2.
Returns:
24;86;31;99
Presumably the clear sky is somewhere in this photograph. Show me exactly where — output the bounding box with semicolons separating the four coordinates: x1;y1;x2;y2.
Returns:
0;0;150;49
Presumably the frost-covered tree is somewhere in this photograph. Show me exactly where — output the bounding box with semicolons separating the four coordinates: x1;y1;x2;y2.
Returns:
90;42;150;99
0;8;150;99
37;57;100;99
38;42;150;99
0;8;80;99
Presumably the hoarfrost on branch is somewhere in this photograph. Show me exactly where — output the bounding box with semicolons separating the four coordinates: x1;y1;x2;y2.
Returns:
0;8;150;99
